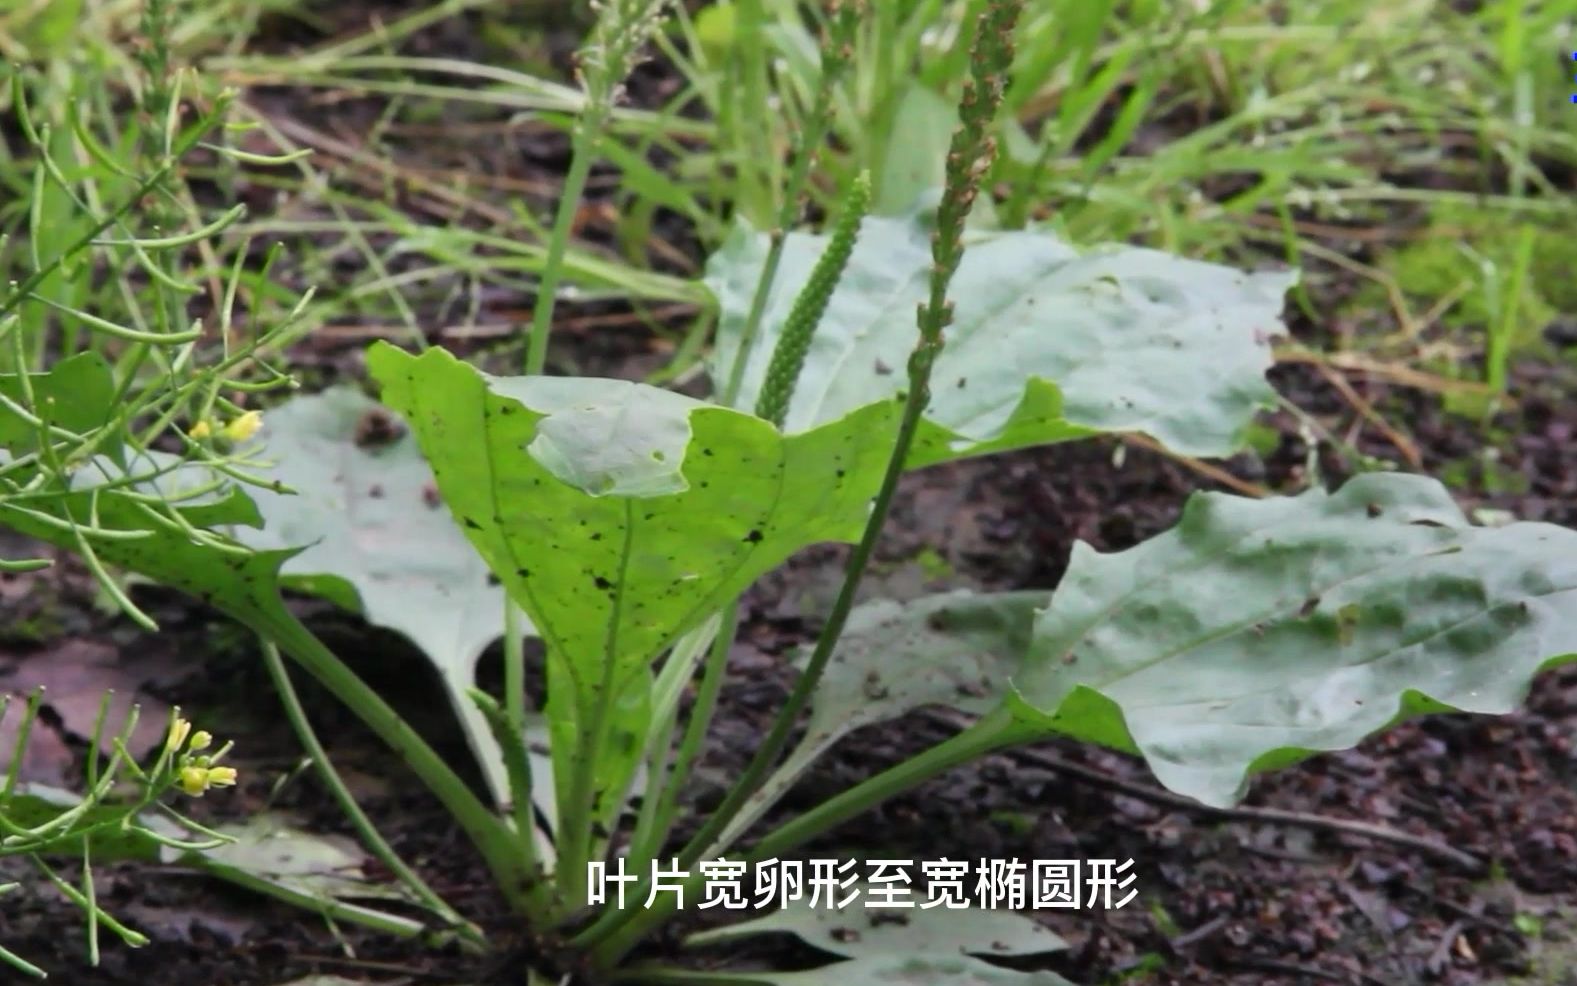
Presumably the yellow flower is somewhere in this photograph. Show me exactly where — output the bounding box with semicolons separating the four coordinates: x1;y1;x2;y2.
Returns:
221;410;263;443
178;765;210;796
166;716;192;753
178;762;239;797
188;420;213;440
168;718;237;796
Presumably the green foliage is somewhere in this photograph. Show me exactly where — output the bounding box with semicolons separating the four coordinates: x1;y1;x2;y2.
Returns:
807;474;1577;811
757;172;872;425
0;708;241;977
708;213;1294;460
687;895;1073;985
1369;201;1574;344
235;386;515;804
368;342;900;880
0;2;1571;984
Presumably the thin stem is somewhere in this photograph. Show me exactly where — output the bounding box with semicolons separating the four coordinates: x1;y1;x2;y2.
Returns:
591;711;1024;963
258;638;488;946
525;119;603;375
627;601;740;871
259;607;540;921
720;1;859;407
573;381;926;956
468;689;553;904
745;711;1018;860
576;1;1020;957
503;602;529;775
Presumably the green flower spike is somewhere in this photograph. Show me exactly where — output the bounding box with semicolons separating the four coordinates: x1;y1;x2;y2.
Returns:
755;171;873;427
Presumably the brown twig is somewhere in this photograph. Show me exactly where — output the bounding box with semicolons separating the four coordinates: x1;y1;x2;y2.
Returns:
1312;361;1424;469
1120;433;1269;498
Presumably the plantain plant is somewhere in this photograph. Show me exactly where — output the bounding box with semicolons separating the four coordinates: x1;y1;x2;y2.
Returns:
2;1;1575;984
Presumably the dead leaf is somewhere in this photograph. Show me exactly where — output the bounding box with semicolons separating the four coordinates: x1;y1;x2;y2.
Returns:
0;638;180;782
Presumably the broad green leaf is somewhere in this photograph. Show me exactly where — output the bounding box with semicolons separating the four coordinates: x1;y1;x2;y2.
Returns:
0;450;534;901
238;387;513;806
716;591;1041;850
368;344;898;825
706;213;1293;461
1008;472;1577;807
691;889;1066;958
0;352;116;454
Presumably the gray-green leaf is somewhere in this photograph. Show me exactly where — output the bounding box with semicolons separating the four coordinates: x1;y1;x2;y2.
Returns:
715;591;1041;850
691;891;1066;959
707;213;1292;462
1011;472;1577;806
238;387;513;805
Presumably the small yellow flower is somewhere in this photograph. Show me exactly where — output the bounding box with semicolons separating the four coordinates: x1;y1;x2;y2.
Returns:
188;420;213;440
178;765;210;796
178;762;239;797
168;718;238;797
221;410;263;443
166;716;192;753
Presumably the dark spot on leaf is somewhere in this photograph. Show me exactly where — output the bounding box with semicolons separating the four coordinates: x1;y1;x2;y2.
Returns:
422;483;441;508
594;576;612;591
1366;502;1383;518
354;409;405;448
743;529;762;544
864;668;889;700
487;573;500;586
1409;518;1448;528
463;517;482;530
517;568;531;578
1298;596;1320;618
368;484;384;499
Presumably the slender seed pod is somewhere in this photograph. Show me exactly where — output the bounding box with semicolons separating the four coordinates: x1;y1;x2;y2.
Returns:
909;0;1022;406
755;172;872;427
722;0;865;407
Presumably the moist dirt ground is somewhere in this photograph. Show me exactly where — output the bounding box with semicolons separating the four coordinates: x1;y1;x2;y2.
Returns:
2;6;1575;986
